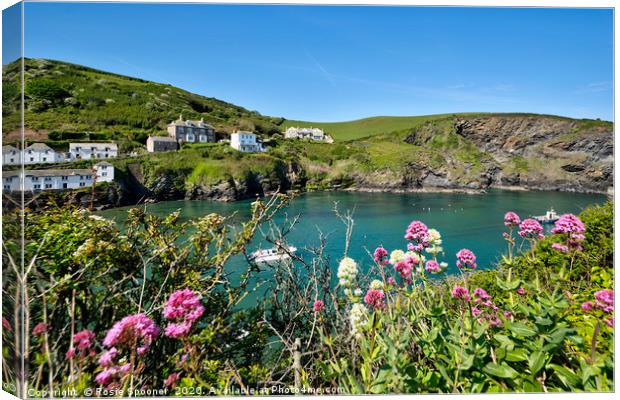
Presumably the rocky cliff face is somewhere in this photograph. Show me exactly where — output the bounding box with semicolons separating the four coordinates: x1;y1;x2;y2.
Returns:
452;116;613;193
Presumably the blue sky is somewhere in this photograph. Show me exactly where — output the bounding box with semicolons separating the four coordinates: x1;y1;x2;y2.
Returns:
14;3;615;121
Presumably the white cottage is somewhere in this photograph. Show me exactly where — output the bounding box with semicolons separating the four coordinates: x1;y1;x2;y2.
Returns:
23;143;64;164
230;131;266;152
284;127;332;142
2;162;114;192
2;145;21;166
69;142;118;160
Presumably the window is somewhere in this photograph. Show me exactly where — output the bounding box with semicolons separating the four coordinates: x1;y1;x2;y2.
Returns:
80;176;84;180
61;176;68;181
86;176;91;180
42;157;47;161
62;183;68;189
79;182;86;187
44;177;52;181
10;158;14;163
3;185;10;191
45;184;52;189
32;177;39;181
102;172;108;177
34;184;41;190
30;158;34;162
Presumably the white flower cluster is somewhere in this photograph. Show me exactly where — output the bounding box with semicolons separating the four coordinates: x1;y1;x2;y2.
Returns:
425;228;444;256
349;303;368;339
389;250;405;265
337;257;359;296
369;279;383;290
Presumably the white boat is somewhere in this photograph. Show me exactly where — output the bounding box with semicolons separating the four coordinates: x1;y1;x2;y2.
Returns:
249;245;297;264
533;208;559;224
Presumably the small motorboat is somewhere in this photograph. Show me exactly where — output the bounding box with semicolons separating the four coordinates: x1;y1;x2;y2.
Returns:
533;208;560;224
249;245;297;264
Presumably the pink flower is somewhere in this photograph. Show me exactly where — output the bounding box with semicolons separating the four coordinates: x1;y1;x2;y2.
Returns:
163;289;205;322
404;220;430;251
394;260;413;282
472;307;482;317
164;321;193;339
313;300;325;313
581;301;594;312
373;247;389;265
2;317;11;333
102;313;159;352
95;367;118;387
504;211;521;227
65;348;76;360
119;363;131;375
594;289;614;313
456;249;477;270
425;260;441;273
551;243;569;253
604;317;613;327
99;348;118;367
73;329;96;351
503;311;512;318
489;317;503;328
452;286;470;301
473;288;491;301
32;322;48;336
518;219;544;240
387;277;395;286
552;214;585;235
363;289;386;310
516;287;526;295
164;372;180;388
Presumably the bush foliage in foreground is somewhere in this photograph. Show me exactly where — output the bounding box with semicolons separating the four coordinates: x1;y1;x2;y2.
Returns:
1;200;614;396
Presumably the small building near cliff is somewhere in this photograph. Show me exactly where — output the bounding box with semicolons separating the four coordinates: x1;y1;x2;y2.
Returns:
147;136;178;153
230;131;266;152
69;142;118;160
2;162;114;192
284;127;333;143
167;115;215;143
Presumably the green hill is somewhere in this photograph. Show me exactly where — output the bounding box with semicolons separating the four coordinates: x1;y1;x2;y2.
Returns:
2;58;285;149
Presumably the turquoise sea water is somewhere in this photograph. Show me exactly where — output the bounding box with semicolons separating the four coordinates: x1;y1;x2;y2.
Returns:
99;190;606;281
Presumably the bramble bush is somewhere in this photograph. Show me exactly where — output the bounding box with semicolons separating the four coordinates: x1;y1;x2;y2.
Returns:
1;200;614;396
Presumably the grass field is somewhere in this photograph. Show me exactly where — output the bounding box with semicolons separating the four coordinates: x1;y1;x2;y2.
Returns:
283;112;593;142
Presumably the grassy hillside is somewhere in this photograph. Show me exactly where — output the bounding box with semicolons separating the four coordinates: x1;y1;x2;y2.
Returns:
284;112;596;142
2;58;285;149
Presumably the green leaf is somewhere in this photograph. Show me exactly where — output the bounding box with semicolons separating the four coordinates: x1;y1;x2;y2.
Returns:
458;353;475;370
507;322;538;337
528;351;545;375
505;348;528;362
550;364;580;389
483;362;519;379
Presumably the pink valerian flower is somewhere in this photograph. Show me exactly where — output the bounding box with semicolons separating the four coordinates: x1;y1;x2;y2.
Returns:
518;219;544;240
516;287;526;295
504;211;521;228
102;313;159;351
65;348;76;360
163;289;205;322
471;307;482;317
489;317;503;327
473;288;491;302
594;289;614;313
99;348;118;367
504;311;513;318
394;260;413;284
456;249;477;270
551;243;569;253
313;300;325;313
581;301;594;312
451;286;470;301
363;289;386;310
164;322;193;339
404;220;430;252
164;372;181;388
387;277;396;286
2;317;11;333
32;322;48;336
425;260;441;273
604;317;613;327
95;367;117;387
373;247;389;265
552;214;585;235
73;329;96;351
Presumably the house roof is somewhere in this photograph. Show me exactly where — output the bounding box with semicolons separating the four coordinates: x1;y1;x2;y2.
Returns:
94;161;113;167
25;143;54;151
169;115;214;129
149;136;177;142
2;145;18;152
4;168;96;178
69;142;118;149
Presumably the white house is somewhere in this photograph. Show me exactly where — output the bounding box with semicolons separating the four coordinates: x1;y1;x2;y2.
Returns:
230;131;266;152
167;115;215;143
24;143;65;164
2;162;114;192
284;127;333;142
69;142;118;160
2;145;21;165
